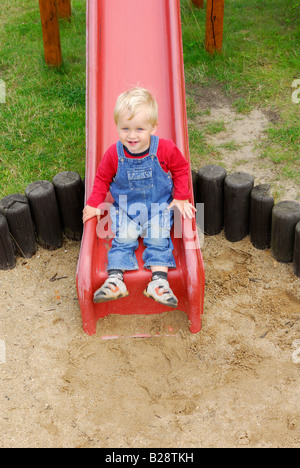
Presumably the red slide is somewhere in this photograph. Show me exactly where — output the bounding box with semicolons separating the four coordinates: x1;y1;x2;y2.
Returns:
76;0;205;336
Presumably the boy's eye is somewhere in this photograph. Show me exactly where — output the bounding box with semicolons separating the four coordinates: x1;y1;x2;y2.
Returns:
137;128;144;131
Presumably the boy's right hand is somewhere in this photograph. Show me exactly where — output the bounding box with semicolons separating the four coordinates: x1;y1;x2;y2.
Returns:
83;205;100;224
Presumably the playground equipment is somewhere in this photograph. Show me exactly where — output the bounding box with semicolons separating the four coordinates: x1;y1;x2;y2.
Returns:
38;0;72;66
1;0;298;320
38;1;225;68
76;0;206;336
204;0;225;54
191;0;225;53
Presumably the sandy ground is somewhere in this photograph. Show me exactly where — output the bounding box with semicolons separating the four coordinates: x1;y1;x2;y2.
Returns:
0;86;299;448
0;234;299;448
188;83;300;202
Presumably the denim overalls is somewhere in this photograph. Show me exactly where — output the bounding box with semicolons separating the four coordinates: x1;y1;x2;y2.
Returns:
108;135;176;271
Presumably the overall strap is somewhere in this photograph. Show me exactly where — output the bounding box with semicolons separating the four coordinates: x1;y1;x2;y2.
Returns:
116;140;125;160
149;135;159;157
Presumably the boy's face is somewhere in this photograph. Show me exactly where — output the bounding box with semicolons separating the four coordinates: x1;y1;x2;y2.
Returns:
117;107;158;154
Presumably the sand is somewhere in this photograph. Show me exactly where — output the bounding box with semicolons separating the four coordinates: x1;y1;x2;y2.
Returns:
0;86;299;448
0;231;299;448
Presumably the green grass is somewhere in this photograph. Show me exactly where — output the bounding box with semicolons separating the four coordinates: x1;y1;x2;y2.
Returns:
181;0;300;188
205;120;226;135
0;0;86;198
0;0;299;199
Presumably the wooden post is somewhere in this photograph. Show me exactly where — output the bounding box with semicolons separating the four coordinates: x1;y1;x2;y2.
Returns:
191;0;205;8
0;194;37;259
25;181;63;250
224;173;254;242
205;0;224;54
0;214;16;270
53;171;84;241
38;0;62;66
57;0;72;20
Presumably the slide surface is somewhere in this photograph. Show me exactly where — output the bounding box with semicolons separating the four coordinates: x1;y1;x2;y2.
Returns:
76;0;205;335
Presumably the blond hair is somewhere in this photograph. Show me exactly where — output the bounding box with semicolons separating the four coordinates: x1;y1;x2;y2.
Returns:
114;87;158;126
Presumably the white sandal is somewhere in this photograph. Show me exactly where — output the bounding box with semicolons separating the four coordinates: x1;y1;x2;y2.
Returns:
144;277;178;308
93;274;129;303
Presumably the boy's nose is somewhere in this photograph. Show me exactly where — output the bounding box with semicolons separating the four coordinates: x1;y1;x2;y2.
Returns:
128;129;137;138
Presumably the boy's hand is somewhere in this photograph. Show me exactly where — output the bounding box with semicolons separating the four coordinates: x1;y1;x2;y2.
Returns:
83;205;100;224
168;199;196;219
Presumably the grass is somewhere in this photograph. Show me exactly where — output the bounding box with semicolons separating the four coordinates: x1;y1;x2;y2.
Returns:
181;0;300;189
0;0;299;198
0;0;86;198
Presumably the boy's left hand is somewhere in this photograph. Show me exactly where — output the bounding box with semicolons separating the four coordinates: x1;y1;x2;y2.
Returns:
168;199;196;219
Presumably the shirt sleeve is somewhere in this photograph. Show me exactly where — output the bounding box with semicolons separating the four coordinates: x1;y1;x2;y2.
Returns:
164;142;192;200
86;145;118;207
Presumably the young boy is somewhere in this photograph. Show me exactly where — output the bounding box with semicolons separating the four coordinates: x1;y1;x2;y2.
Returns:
83;87;195;307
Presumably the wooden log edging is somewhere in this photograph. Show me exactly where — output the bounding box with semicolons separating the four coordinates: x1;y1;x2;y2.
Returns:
0;171;84;269
198;165;227;236
0;168;299;280
53;171;84;241
25;180;63;250
271;201;300;263
250;184;274;250
193;166;300;279
224;172;254;242
0;194;37;259
0;214;15;270
294;221;300;277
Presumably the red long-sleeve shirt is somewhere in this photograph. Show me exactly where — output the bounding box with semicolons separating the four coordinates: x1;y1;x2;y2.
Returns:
87;138;191;208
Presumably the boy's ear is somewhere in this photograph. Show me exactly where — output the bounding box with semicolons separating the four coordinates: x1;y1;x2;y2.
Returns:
151;122;159;135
